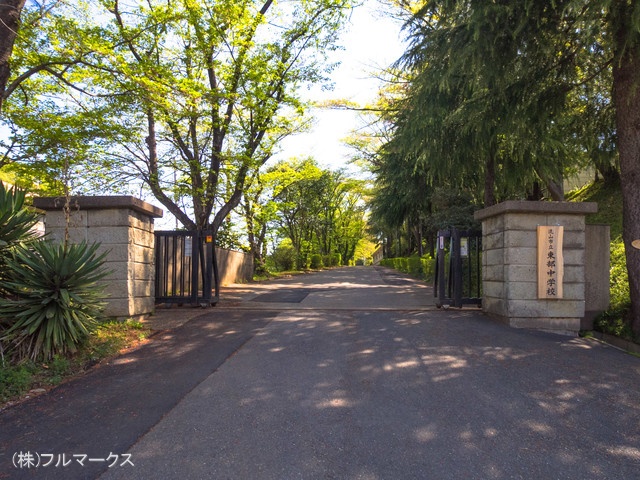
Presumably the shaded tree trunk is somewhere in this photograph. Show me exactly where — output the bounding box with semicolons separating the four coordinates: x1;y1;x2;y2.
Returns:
484;153;496;207
527;181;543;201
595;159;620;185
611;1;640;334
545;178;565;201
243;199;267;274
0;0;26;113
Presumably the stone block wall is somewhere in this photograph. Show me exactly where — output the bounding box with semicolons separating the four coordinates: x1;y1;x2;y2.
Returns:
474;201;599;334
33;196;163;319
583;224;610;329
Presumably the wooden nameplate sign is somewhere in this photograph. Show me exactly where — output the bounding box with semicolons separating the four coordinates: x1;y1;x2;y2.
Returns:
537;226;564;299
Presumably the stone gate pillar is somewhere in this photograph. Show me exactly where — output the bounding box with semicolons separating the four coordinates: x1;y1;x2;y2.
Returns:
474;201;599;334
33;196;163;319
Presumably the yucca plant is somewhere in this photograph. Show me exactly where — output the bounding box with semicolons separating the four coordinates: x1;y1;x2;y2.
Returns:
0;182;41;281
0;241;109;362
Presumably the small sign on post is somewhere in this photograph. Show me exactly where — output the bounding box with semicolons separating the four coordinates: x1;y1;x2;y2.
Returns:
460;237;469;257
537;225;564;299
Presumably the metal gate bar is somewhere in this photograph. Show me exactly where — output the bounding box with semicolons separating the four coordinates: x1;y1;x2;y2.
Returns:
434;228;482;308
154;230;218;306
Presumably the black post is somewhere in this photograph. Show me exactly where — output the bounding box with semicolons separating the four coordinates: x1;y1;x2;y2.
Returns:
452;228;463;308
436;230;447;305
190;231;200;305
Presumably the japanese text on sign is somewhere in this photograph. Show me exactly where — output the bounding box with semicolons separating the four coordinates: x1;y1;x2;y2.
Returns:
537;225;564;299
12;451;134;469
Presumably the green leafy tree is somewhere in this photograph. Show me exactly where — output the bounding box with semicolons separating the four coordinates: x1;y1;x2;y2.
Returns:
0;0;26;113
2;0;353;232
271;158;325;268
609;1;640;334
261;158;367;269
241;168;285;274
333;180;368;265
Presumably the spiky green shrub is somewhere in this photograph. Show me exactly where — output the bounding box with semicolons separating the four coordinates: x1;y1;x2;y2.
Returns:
0;183;40;283
0;241;108;362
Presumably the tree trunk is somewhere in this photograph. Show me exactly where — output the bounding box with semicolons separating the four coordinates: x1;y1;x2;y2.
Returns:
0;0;26;113
611;1;640;334
594;156;621;185
545;177;564;201
527;181;543;201
484;153;496;207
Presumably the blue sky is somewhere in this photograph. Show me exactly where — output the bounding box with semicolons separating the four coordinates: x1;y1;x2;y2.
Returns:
271;2;406;172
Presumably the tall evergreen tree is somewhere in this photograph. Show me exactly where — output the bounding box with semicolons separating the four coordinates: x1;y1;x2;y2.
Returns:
377;0;640;332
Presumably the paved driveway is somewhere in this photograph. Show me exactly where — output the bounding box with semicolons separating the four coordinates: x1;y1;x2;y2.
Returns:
1;267;639;479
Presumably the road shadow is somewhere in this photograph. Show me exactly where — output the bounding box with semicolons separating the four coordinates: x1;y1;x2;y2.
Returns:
101;308;640;479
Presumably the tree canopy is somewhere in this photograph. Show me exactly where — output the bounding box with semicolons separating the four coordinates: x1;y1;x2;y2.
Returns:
1;0;353;234
243;158;368;270
368;0;640;332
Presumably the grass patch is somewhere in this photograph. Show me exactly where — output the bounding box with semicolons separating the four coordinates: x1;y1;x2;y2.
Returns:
0;319;151;408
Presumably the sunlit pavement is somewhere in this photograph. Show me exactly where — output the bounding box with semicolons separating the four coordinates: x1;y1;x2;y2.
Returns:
218;266;438;310
2;267;639;479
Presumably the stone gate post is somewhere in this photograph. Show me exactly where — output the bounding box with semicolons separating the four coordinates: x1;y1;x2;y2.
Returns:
33;196;163;319
474;201;600;334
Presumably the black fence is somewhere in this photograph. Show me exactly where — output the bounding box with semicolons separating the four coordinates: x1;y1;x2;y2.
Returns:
434;228;482;308
154;230;219;306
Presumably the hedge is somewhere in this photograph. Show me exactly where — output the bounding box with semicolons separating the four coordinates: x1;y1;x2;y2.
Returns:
379;255;436;282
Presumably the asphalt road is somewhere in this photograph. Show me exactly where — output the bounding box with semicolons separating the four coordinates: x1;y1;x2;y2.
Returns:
1;266;639;479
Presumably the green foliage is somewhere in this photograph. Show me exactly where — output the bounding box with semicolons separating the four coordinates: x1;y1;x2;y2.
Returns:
568;180;633;339
328;253;342;267
3;0;354;236
594;311;636;342
0;362;35;402
265;158;368;269
390;0;615;204
380;1;640;332
567;180;622;235
0;241;109;362
592;234;632;339
270;240;296;272
407;256;423;277
427;188;480;231
309;254;323;270
353;238;377;266
0;182;40;274
380;255;436;282
609;241;630;311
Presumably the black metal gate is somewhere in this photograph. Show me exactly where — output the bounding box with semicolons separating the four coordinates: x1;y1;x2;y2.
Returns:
434;228;482;308
154;230;219;306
